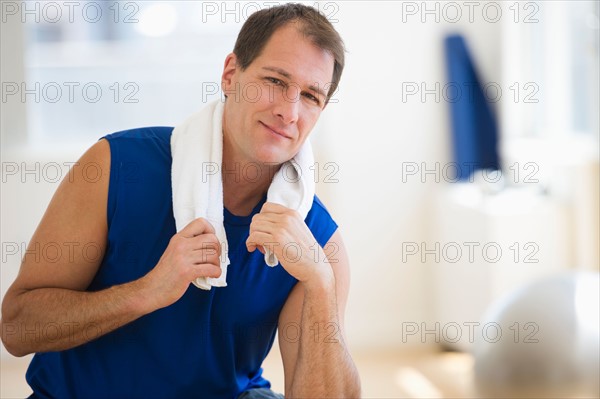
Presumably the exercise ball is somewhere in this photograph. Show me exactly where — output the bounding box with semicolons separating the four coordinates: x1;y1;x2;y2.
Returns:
472;272;599;398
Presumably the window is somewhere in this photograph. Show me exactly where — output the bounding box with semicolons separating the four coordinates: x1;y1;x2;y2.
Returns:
502;1;599;139
22;1;247;145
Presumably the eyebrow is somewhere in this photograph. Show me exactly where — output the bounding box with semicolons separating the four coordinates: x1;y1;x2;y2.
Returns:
261;66;328;100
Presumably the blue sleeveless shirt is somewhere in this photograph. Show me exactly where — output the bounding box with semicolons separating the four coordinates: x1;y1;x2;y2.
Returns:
25;127;338;399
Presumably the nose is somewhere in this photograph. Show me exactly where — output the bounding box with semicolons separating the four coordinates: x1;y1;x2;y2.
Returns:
273;85;300;125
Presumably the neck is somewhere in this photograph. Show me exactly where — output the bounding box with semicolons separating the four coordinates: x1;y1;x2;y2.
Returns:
221;138;280;217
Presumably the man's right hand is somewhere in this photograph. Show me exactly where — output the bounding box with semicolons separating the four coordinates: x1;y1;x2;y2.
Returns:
142;218;222;310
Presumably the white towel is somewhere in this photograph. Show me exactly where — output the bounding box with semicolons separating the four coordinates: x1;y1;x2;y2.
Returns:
171;100;315;290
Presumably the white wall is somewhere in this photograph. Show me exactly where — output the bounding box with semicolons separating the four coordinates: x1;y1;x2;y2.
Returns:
1;1;507;356
314;1;503;350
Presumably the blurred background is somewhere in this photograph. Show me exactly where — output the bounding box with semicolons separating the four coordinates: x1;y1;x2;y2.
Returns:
1;1;599;397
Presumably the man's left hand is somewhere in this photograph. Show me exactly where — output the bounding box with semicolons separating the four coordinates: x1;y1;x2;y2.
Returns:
246;202;332;284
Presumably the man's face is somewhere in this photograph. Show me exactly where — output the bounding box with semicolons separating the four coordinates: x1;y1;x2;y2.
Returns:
221;22;335;165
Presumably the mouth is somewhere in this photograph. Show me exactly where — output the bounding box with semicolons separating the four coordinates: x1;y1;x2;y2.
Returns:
260;121;292;139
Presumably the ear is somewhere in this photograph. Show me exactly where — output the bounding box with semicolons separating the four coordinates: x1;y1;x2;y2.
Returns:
221;53;238;94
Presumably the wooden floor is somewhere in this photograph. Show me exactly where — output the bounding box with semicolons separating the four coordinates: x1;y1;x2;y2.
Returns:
2;347;598;398
262;347;478;398
1;348;478;398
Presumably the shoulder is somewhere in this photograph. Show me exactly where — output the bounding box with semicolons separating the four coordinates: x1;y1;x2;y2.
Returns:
100;126;174;162
98;127;175;223
307;194;334;219
102;126;174;145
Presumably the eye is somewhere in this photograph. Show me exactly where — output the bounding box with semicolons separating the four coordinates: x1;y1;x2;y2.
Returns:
265;77;284;86
302;92;321;106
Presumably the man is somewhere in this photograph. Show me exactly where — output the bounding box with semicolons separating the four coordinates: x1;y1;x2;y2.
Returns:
1;4;360;398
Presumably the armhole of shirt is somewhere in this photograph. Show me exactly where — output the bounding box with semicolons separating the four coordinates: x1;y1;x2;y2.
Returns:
310;195;339;248
100;136;119;228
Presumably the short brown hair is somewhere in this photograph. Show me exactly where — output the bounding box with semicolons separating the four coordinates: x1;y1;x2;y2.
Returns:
233;3;345;103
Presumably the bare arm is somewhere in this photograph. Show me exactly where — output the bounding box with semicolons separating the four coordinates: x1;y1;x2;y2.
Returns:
0;139;222;357
246;203;360;396
278;229;361;397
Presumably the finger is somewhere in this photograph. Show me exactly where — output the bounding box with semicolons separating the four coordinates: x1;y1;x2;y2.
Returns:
258;205;302;226
246;240;266;255
190;234;222;254
191;249;221;266
247;240;257;253
249;218;278;235
260;202;290;214
180;217;215;238
251;212;281;225
246;231;275;252
193;263;222;279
